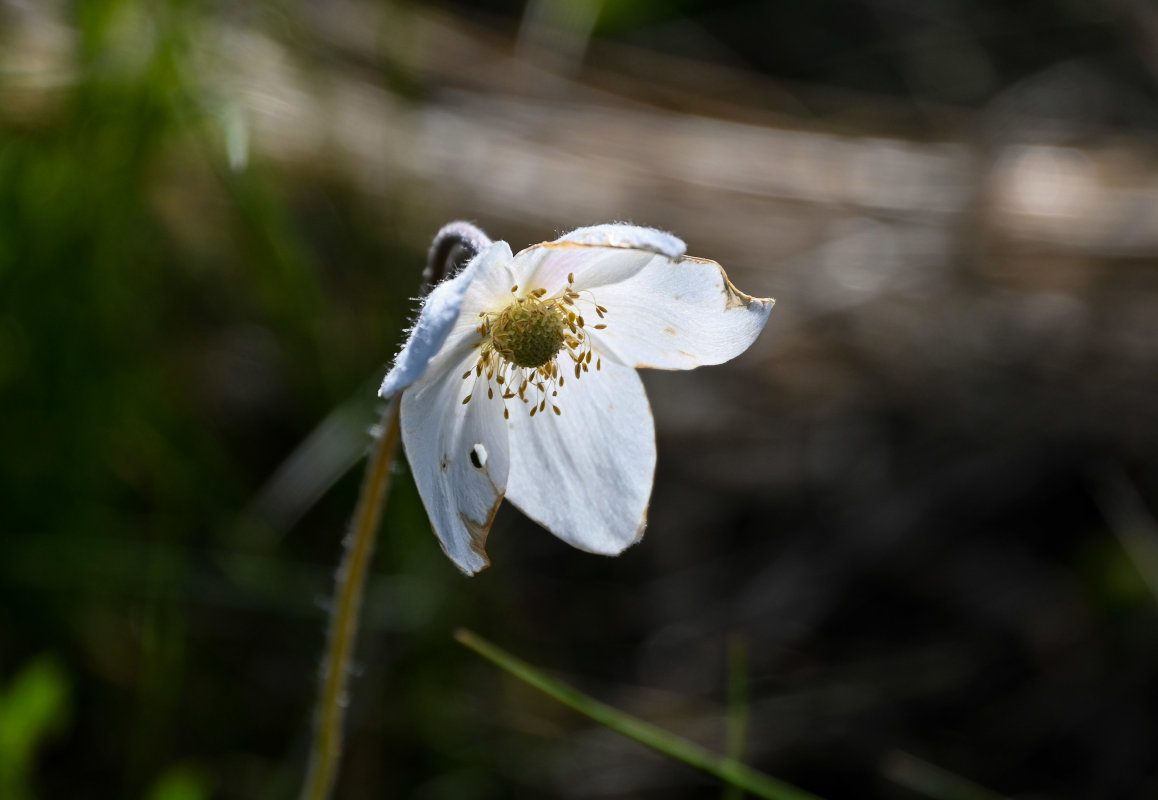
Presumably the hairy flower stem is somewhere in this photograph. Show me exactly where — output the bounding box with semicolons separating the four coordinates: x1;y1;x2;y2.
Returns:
299;221;491;800
299;395;401;800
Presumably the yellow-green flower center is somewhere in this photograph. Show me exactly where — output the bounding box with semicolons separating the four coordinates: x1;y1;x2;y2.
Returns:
463;276;608;419
490;300;566;369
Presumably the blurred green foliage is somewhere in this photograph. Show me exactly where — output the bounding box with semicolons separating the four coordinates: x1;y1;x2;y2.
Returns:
0;656;71;800
0;0;425;795
145;765;210;800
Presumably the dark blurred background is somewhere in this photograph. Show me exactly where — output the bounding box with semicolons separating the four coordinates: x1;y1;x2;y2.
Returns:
3;0;1158;798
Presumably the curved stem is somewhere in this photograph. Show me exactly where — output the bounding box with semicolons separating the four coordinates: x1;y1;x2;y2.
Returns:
299;397;402;800
298;221;490;800
424;221;492;285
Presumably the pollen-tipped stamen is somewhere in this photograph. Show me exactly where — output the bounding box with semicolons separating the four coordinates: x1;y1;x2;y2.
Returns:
462;273;607;417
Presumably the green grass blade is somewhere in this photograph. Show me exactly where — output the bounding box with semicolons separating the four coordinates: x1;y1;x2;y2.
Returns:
882;751;1010;800
723;636;751;800
454;629;823;800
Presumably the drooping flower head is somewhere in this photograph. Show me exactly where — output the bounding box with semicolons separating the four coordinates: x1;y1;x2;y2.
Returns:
380;224;773;574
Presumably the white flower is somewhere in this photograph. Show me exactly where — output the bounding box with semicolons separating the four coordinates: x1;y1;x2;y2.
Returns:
379;224;774;574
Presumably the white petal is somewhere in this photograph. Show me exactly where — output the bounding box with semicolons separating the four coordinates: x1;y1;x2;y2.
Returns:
504;359;655;556
588;255;773;371
380;241;516;399
553;223;686;258
400;352;510;574
513;224;686;296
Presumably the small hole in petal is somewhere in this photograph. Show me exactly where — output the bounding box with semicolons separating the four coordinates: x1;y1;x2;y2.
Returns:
469;443;487;470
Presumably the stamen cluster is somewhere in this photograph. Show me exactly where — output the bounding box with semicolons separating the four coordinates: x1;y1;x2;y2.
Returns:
462;272;607;419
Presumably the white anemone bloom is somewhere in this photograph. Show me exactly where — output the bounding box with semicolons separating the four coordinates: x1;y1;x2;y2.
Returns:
379;224;773;574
